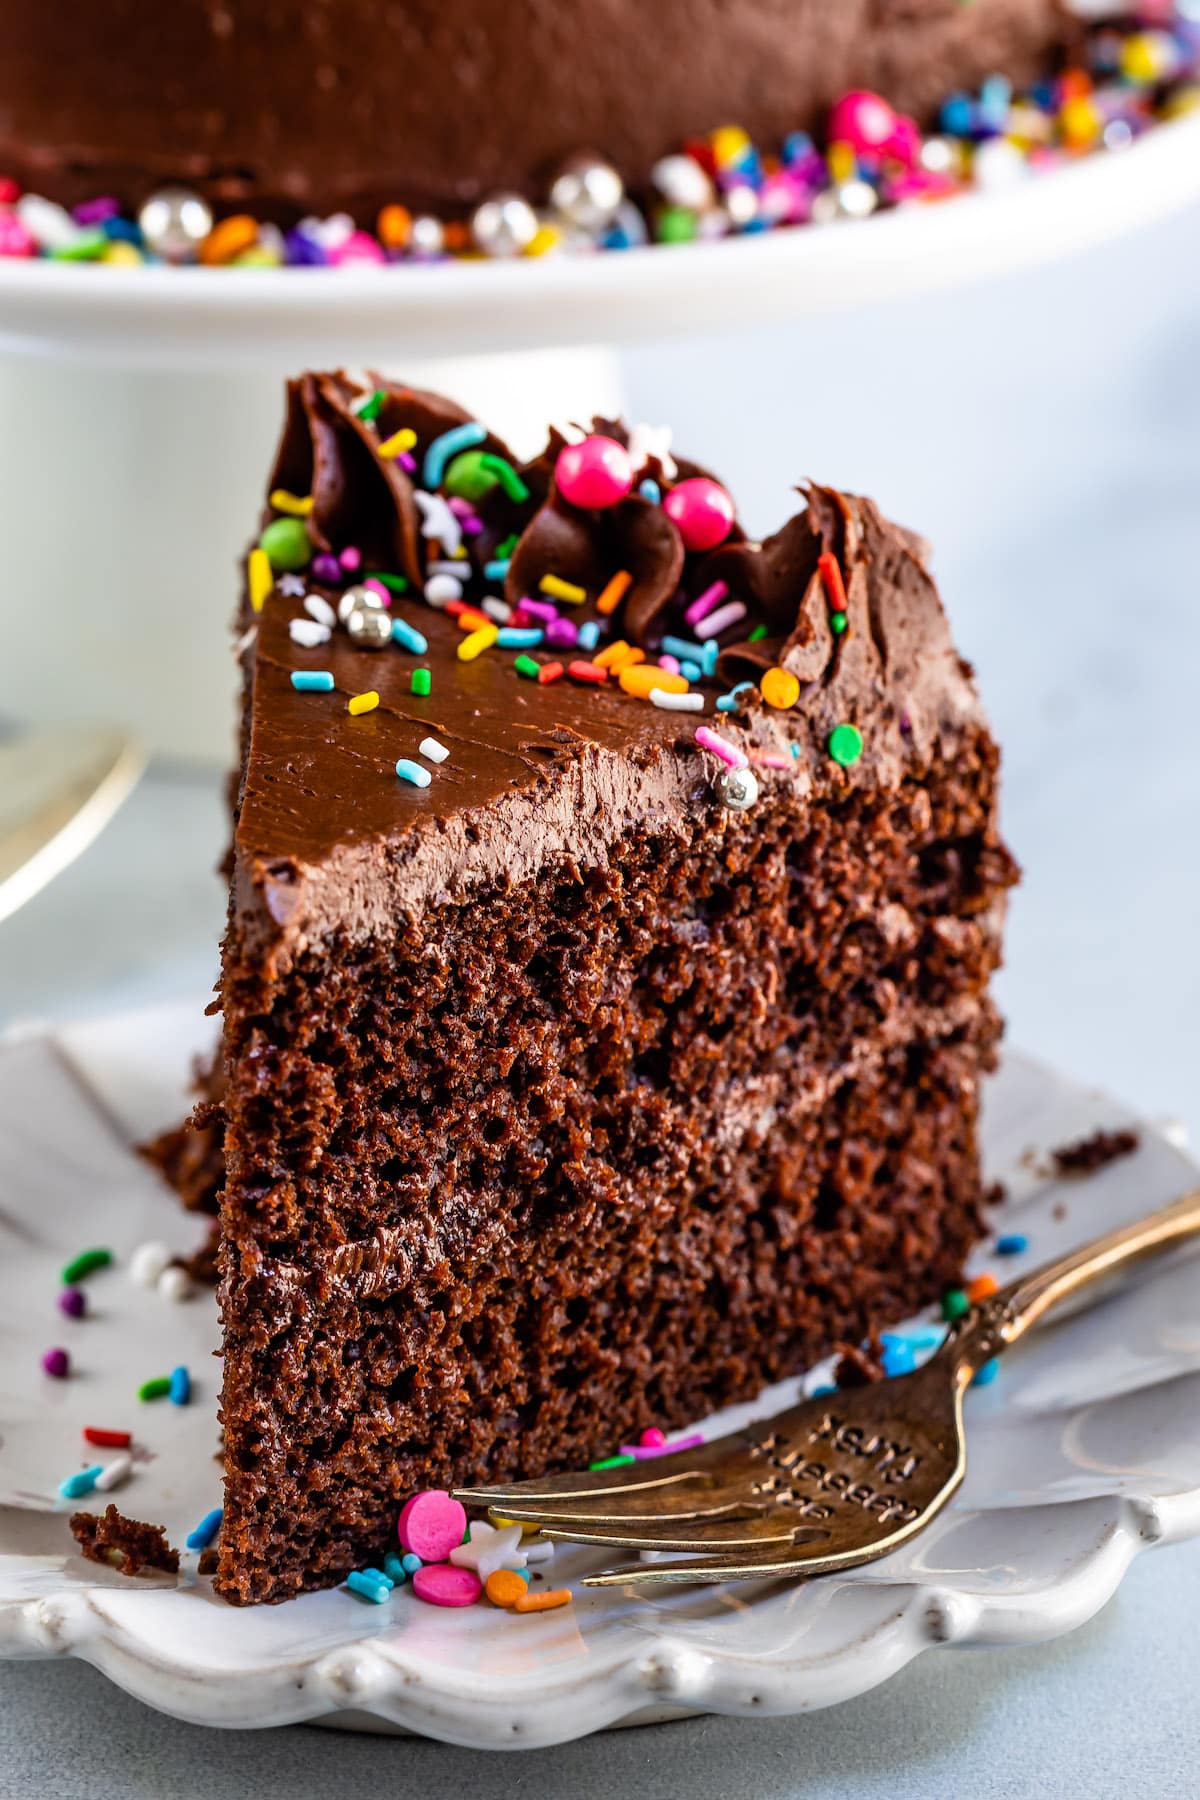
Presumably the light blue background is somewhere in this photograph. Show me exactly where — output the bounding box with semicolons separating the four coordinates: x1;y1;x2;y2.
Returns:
1;200;1198;1795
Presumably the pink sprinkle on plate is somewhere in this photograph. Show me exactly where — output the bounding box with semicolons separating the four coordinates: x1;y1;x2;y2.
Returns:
412;1564;482;1608
397;1489;467;1563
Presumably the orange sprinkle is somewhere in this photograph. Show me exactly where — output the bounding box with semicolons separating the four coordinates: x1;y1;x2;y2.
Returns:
443;220;473;253
968;1274;998;1303
200;214;259;267
512;1587;572;1614
377;204;412;250
619;664;687;699
454;607;493;631
596;570;633;616
818;551;848;615
538;661;564;685
485;1569;527;1608
594;639;643;672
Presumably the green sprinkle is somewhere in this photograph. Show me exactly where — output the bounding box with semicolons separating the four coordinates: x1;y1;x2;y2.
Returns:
828;723;864;767
355;388;388;424
941;1288;970;1323
411;668;431;698
748;624;768;643
478;454;529;504
51;230;107;263
514;654;541;680
138;1376;171;1402
657;205;698;244
364;571;409;594
830;610;848;635
444;449;501;503
496;534;519;559
259;516;313;573
60;1248;112;1285
588;1454;635;1471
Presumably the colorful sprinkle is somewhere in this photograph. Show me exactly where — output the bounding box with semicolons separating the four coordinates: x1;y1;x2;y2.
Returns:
830;610;848;635
760;666;801;710
619;665;687;699
346;1569;391;1604
995;1234;1029;1256
650;689;704;712
967;1274;999;1303
83;1428;131;1448
410;667;432;697
60;1248;112;1285
717;683;755;713
390;613;428;652
567;660;608;684
496;627;543;650
818;550;848;614
168;1365;191;1406
400;1552;423;1576
514;655;541;680
291;670;334;692
361;1566;395;1590
660;634;707;665
693;601;747;642
972;1358;1000;1388
695;726;748;769
137;1376;171;1401
477;454;529;504
941;1287;970;1323
512;1586;572;1614
589;1454;635;1471
59;1465;103;1500
186;1507;224;1551
353;389;388;424
577;620;601;653
348;691;379;716
685;581;730;629
364;571;409;594
423;421;487;490
538;661;565;685
458;623;499;662
597;570;634;616
377;426;418;460
395;759;432;788
540;574;587;605
382;1552;408;1585
419;736;449;764
413;1564;482;1608
269;489;314;517
42;1347;69;1379
58;1286;86;1319
485;1568;529;1608
828;722;863;766
94;1454;133;1493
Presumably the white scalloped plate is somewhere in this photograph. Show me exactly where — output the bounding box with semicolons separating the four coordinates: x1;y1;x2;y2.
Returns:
0;108;1197;367
1;1004;1199;1748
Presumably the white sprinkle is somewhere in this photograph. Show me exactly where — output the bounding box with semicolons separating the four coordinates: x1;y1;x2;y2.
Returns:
419;736;449;764
414;490;462;556
481;597;513;624
425;559;472;580
692;601;748;642
277;573;307;598
158;1265;193;1302
650;689;705;712
424;574;463;609
17;192;80;251
289;618;331;648
129;1241;171;1289
304;593;336;627
94;1454;133;1492
523;1538;556;1563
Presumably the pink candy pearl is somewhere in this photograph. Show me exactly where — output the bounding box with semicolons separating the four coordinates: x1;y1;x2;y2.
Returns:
555;435;634;510
827;90;900;156
330;230;386;266
412;1563;482;1608
397;1489;467;1564
663;478;736;553
0;211;36;258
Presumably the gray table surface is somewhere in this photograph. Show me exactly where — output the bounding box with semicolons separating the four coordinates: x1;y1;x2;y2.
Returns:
3;202;1200;1796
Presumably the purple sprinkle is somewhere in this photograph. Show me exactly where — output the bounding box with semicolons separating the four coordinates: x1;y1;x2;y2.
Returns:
311;554;342;583
397;451;418;473
618;1432;707;1460
58;1287;86;1320
284;227;329;267
519;598;559;624
684;580;729;629
42;1347;69;1379
546;617;579;649
899;709;913;736
447;497;474;519
73;195;120;226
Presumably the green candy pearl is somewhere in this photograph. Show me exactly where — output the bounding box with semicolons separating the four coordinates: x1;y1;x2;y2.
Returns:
260;516;313;572
657;205;698;244
443;449;500;502
828;723;863;768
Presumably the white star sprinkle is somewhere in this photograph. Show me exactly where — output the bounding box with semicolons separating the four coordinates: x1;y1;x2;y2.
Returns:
449;1522;527;1580
413;489;462;556
626;421;677;481
277;572;307;597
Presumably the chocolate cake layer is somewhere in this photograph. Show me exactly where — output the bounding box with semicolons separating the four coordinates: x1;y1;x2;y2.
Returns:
0;1;1072;220
197;372;1015;1603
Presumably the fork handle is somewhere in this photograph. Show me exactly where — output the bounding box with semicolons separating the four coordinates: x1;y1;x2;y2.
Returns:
951;1185;1200;1381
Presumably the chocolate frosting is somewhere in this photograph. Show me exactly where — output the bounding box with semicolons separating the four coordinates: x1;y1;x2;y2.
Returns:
0;1;1073;220
236;372;985;967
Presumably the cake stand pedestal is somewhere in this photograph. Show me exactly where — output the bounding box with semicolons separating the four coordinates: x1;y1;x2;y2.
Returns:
0;106;1197;760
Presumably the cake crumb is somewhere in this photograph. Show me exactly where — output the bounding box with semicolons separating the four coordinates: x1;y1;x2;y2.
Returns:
1050;1127;1140;1178
70;1505;179;1577
834;1332;885;1387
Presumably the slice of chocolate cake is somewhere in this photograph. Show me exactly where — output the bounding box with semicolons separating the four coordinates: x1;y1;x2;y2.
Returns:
211;372;1016;1604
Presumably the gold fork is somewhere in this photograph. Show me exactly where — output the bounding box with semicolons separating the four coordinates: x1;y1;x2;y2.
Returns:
455;1188;1200;1587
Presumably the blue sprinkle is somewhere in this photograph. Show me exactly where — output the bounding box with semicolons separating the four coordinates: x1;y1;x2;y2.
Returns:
395;759;432;789
186;1506;224;1551
783;131;815;166
881;1342;916;1379
790;743;801;757
995;1234;1028;1256
680;661;703;683
291;671;334;692
517;1567;532;1585
360;1566;395;1589
59;1465;103;1500
716;681;755;714
940;92;975;138
972;1358;1000;1388
102;216;143;244
400;1552;423;1575
169;1365;191;1406
346;1569;390;1604
423;421;487;491
484;559;511;581
391;618;429;655
639;478;661;503
701;639;718;677
382;1552;407;1585
809;1383;838;1399
496;627;544;649
661;634;707;665
577;621;601;653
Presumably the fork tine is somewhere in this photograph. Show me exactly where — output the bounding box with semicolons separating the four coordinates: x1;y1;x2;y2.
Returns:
516;1508;806;1554
580;1537;862;1589
480;1479;749;1529
453;1444;731;1511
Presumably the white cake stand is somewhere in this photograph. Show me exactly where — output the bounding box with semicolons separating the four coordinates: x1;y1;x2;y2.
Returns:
0;107;1197;758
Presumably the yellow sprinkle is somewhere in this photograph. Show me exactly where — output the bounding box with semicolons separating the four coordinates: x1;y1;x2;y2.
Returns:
594;640;644;673
539;574;587;605
827;141;857;185
347;691;379;716
269;489;314;517
525;223;562;258
711;124;752;167
248;548;273;614
377;427;418;459
620;664;688;699
101;240;143;266
596;570;633;616
760;666;801;710
458;624;499;662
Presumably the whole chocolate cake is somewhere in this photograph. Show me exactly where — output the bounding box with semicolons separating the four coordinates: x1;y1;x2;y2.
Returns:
192;372;1016;1604
1;0;1071;222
